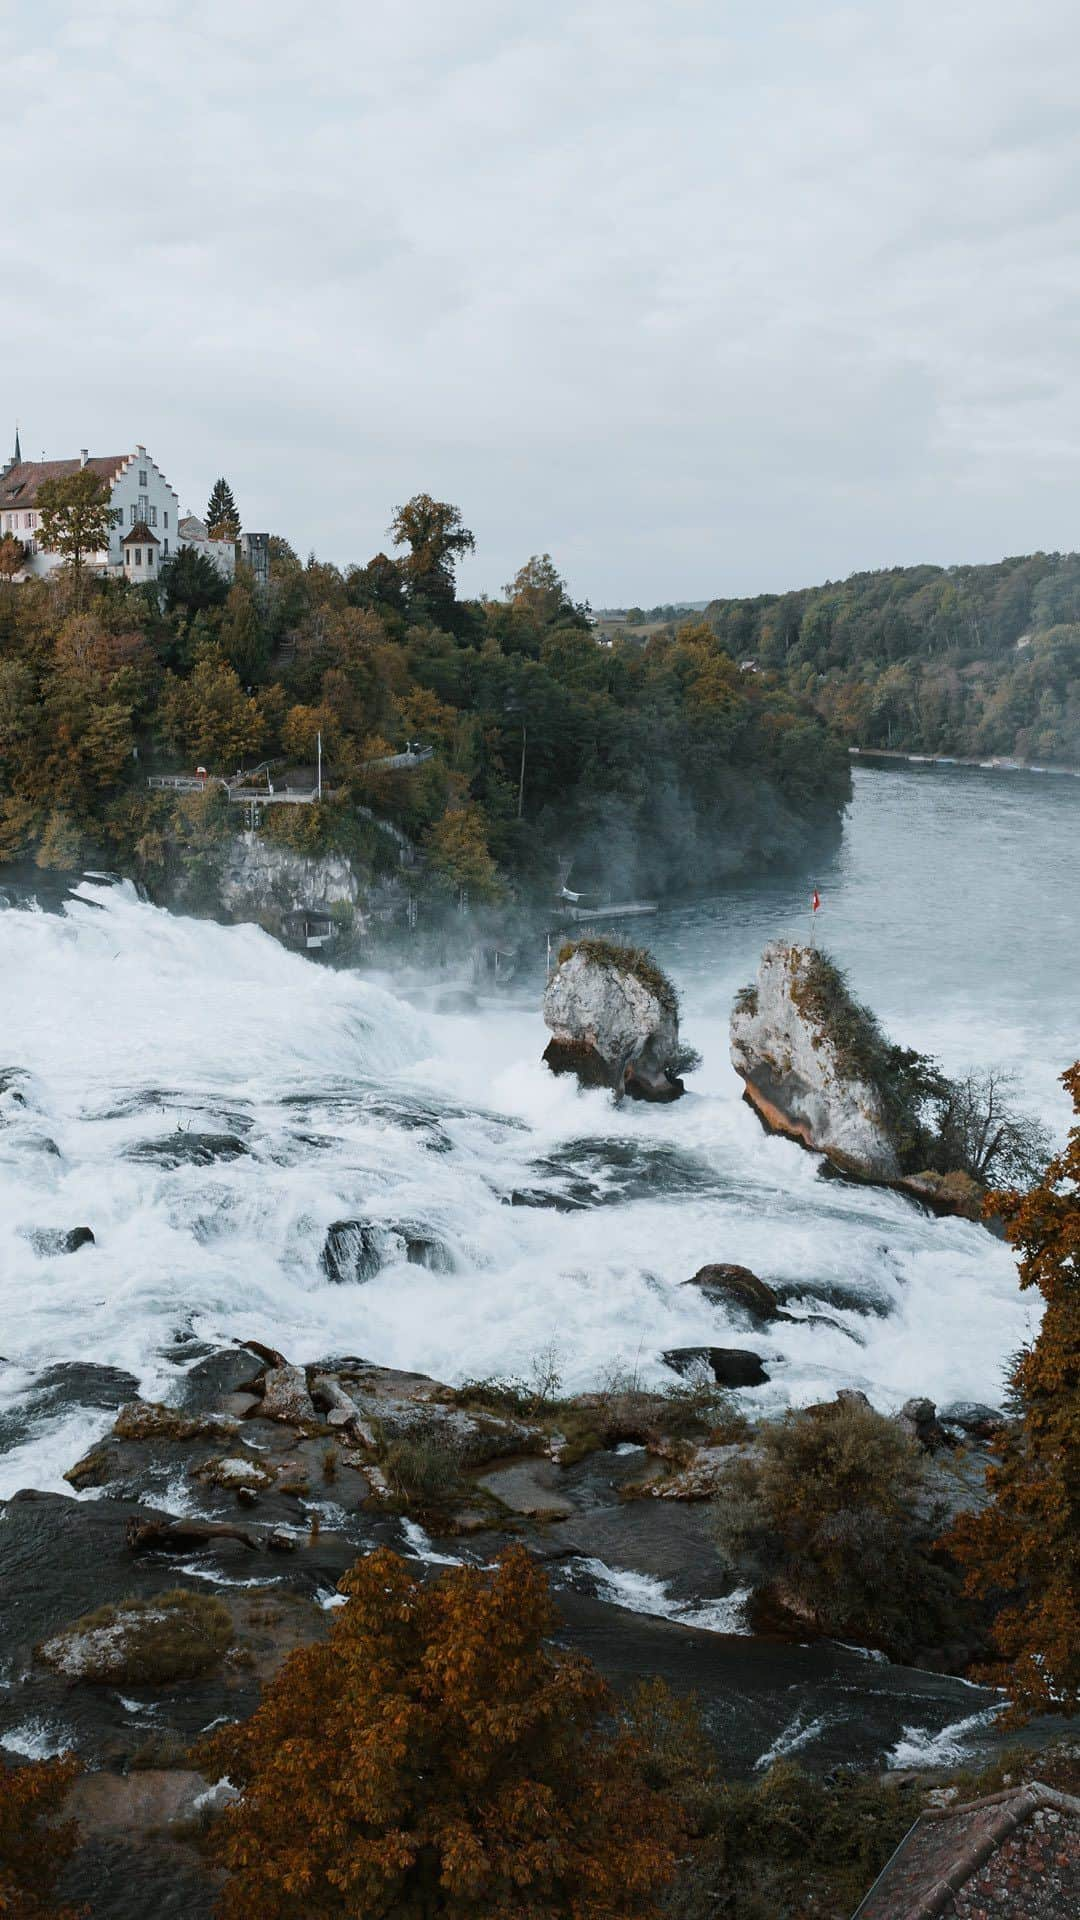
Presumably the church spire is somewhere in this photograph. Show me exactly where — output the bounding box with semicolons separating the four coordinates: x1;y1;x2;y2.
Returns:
13;423;20;463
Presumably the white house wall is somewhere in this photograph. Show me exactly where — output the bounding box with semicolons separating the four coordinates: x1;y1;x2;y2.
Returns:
107;447;181;568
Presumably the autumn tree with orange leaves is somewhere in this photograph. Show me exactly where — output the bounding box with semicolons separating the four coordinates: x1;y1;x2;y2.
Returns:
196;1545;681;1919
0;1753;83;1918
946;1061;1080;1720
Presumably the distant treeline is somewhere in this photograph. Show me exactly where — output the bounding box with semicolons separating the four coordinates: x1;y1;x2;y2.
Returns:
704;551;1080;765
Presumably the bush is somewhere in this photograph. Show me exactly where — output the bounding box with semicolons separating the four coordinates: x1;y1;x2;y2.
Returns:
37;1589;233;1686
0;1754;83;1920
379;1429;466;1511
196;1547;682;1918
557;936;679;1017
710;1398;959;1656
623;1682;918;1920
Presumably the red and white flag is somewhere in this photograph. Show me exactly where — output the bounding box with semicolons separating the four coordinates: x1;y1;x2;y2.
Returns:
811;889;821;913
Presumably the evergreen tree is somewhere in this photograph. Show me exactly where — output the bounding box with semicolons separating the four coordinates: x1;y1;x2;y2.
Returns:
206;477;241;540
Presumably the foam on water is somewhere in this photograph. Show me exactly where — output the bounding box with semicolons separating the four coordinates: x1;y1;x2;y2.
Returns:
1;768;1077;1494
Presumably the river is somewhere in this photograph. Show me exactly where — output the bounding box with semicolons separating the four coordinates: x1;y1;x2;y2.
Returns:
1;763;1077;1495
0;764;1076;1785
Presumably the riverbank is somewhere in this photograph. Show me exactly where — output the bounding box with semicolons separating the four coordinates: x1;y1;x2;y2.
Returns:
851;745;1080;777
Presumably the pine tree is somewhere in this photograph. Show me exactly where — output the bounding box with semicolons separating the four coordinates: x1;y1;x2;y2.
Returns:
206;477;241;540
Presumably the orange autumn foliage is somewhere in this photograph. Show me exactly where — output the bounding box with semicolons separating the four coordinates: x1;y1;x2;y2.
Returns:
946;1060;1080;1720
196;1545;681;1919
0;1753;83;1919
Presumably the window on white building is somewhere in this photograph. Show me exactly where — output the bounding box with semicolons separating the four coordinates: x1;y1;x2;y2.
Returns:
25;513;32;528
130;504;138;526
163;538;169;555
164;510;169;528
149;506;157;527
134;549;142;566
139;470;148;488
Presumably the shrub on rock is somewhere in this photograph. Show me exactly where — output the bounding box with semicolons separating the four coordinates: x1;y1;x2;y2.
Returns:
37;1589;233;1686
709;1396;960;1656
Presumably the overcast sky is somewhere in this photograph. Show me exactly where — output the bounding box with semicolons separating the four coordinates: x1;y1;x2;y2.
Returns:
5;1;1080;604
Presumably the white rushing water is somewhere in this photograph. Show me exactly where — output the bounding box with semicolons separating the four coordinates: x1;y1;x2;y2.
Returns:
1;767;1076;1497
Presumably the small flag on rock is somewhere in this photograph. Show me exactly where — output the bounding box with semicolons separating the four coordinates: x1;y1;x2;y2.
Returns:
811;889;820;912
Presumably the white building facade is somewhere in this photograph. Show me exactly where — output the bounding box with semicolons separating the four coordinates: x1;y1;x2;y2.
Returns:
0;441;180;580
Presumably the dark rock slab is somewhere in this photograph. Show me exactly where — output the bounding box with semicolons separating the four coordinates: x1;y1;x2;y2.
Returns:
661;1347;769;1388
124;1133;248;1168
683;1263;789;1326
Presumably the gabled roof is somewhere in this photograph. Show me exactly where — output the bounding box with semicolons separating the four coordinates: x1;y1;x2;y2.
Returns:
0;456;128;509
852;1782;1080;1918
123;521;159;545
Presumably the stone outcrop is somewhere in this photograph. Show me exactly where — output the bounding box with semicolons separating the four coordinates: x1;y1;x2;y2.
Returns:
730;942;901;1179
542;939;687;1101
217;835;361;921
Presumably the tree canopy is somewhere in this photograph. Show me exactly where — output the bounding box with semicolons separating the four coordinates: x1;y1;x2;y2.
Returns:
35;469;118;589
195;1544;680;1918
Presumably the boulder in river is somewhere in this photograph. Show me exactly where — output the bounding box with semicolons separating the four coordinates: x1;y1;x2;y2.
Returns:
542;938;689;1101
683;1263;788;1327
21;1225;95;1256
730;943;900;1178
661;1346;769;1387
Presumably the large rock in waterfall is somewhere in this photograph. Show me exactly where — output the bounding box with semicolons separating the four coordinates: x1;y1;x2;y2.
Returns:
729;942;902;1179
542;938;689;1101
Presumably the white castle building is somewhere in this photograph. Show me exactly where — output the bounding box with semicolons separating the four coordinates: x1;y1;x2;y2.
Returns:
0;432;267;584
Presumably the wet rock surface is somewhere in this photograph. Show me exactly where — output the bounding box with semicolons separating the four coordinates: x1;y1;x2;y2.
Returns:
0;1340;1049;1920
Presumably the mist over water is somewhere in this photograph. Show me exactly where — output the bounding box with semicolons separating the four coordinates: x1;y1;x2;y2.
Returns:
2;766;1077;1497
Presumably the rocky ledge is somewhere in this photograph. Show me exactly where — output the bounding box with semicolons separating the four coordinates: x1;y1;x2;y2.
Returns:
542;937;692;1101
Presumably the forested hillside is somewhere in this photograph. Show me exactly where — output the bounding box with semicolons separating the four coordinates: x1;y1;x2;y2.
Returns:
705;551;1080;766
0;493;848;908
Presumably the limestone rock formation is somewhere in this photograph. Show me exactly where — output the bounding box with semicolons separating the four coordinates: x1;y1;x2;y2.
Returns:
542;939;688;1101
729;942;901;1179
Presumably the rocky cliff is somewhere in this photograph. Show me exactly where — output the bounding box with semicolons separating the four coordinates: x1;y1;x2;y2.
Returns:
543;938;688;1101
217;834;362;920
730;942;901;1178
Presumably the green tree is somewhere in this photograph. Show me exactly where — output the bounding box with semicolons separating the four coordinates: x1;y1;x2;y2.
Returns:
206;477;241;540
390;493;475;622
220;581;267;682
196;1546;680;1919
505;553;571;625
35;469;118;597
159;544;230;614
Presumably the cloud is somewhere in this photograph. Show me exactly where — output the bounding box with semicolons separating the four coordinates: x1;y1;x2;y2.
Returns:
5;0;1080;601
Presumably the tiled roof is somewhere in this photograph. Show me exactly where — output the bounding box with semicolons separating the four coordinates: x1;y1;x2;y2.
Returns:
122;521;159;545
0;456;128;509
853;1784;1080;1919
